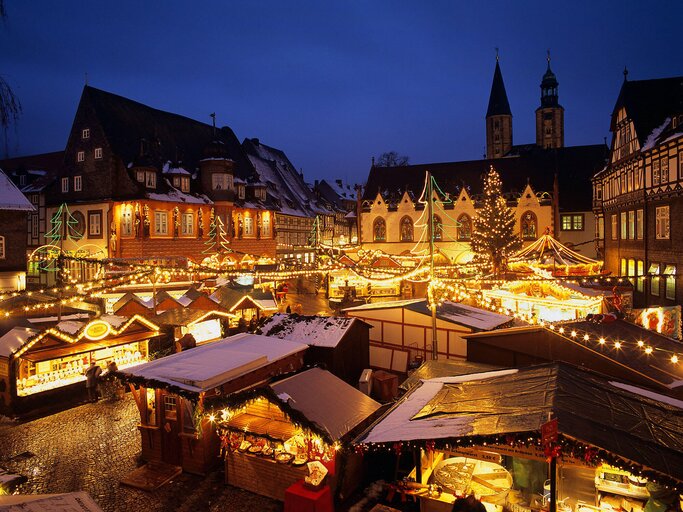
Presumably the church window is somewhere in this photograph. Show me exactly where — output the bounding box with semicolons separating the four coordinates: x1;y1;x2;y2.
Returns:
521;211;537;240
373;218;386;242
457;214;472;241
400;216;413;242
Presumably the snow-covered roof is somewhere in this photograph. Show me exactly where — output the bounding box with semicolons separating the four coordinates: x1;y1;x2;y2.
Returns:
0;327;38;358
162;161;191;175
119;333;307;393
260;314;361;348
147;180;212;204
0;169;34;211
642;117;671;152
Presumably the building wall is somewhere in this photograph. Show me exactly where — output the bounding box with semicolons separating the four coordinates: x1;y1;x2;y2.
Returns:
0;210;31;273
360;185;553;262
557;210;598;259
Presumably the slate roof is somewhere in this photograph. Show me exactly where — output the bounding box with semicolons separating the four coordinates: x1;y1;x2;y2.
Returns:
363;144;608;212
486;61;512;117
242;138;331;218
0;151;63;194
612;76;683;146
81;86;254;179
315;179;357;211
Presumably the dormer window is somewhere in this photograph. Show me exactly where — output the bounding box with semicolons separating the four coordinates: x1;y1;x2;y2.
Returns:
254;187;266;201
145;171;156;188
136;170;144;183
173;176;190;193
82;128;90;139
211;173;232;191
238;184;245;200
19;175;26;186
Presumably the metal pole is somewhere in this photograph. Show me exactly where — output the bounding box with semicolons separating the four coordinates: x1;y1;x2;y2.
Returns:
549;455;557;512
427;172;438;360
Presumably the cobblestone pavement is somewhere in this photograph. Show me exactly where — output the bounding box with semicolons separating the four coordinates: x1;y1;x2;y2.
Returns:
0;397;283;512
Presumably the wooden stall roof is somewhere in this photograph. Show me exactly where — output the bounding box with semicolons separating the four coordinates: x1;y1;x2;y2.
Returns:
118;333;307;394
154;308;233;327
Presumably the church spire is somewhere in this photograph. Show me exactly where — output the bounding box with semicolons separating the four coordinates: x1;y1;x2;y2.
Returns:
536;51;564;149
485;54;513;159
486;59;512;117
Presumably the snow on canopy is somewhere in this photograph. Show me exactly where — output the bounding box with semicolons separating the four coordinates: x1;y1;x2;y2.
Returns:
509;233;603;275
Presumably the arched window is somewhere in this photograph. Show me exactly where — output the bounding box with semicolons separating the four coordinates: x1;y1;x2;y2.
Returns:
373;217;386;242
400;216;413;242
521;211;538;240
70;211;85;240
457;214;472;241
433;215;443;241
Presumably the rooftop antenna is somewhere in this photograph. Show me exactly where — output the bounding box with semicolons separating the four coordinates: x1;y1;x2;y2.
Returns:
210;113;216;138
623;66;629;81
547;49;551;69
495;47;499;62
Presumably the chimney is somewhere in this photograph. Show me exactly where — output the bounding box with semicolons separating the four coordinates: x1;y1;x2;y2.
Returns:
336;179;342;187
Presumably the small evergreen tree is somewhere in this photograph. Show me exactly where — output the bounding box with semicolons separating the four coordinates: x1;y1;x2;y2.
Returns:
45;203;83;243
470;166;521;276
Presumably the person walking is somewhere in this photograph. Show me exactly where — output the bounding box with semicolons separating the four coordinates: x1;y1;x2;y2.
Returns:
85;360;102;403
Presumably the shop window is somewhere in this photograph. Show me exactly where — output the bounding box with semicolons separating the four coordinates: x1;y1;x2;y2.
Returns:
665;265;676;300
650;263;660;296
457;214;472;241
400;216;413;242
521;211;537;240
635;260;644;293
154;211;169;236
244;215;254;236
620;258;626;276
262;214;271;237
655;206;669;239
373;218;386;242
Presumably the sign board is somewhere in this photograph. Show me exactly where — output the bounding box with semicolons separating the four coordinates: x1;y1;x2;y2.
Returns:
541;418;558;446
449;447;502;464
84;320;111;341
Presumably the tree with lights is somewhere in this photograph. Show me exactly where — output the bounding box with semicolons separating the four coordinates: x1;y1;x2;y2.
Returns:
45;203;83;243
203;212;231;254
470;165;521;277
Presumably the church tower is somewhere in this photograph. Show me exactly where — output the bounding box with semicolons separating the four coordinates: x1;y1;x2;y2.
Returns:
535;52;564;149
486;55;513;159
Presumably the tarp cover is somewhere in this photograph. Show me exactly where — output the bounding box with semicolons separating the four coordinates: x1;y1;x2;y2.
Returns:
360;363;683;482
399;360;502;393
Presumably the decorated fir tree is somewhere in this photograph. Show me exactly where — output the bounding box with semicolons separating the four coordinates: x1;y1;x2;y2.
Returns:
203;213;231;254
470;166;521;276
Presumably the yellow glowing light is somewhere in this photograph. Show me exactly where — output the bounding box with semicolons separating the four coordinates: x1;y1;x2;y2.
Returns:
672;355;679;364
644;347;653;355
599;337;606;344
614;342;621;349
583;334;589;341
637;340;644;347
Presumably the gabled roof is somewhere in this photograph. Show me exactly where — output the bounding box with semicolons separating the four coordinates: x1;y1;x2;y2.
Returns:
612;76;683;146
0;169;34;211
259;313;366;348
363;144;608;212
242;137;331;218
486;61;512;117
0;151;63;193
345;299;512;331
358;363;683;483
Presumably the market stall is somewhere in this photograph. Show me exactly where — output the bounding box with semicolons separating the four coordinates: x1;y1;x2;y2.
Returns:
205;367;381;502
154;309;234;346
0;315;160;414
508;233;604;277
355;363;683;512
116;333;307;475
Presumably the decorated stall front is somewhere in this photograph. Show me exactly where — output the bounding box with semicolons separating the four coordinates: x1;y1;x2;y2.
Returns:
355;363;683;512
154;309;234;347
481;280;604;323
204;367;381;503
116;333;307;475
0;315;159;414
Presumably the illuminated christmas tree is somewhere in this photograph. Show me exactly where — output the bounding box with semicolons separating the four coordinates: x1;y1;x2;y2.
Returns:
203;212;231;254
470;166;521;276
45;203;83;243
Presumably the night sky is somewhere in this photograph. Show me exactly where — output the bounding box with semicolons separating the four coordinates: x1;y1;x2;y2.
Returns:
1;1;681;184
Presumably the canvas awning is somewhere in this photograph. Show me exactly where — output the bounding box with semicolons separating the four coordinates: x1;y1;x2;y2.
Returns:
357;363;683;483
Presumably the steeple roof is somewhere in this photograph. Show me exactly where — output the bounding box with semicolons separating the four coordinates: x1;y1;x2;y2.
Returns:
486;61;512;117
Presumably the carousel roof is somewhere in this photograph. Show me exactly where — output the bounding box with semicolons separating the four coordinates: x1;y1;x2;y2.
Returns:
510;233;601;268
